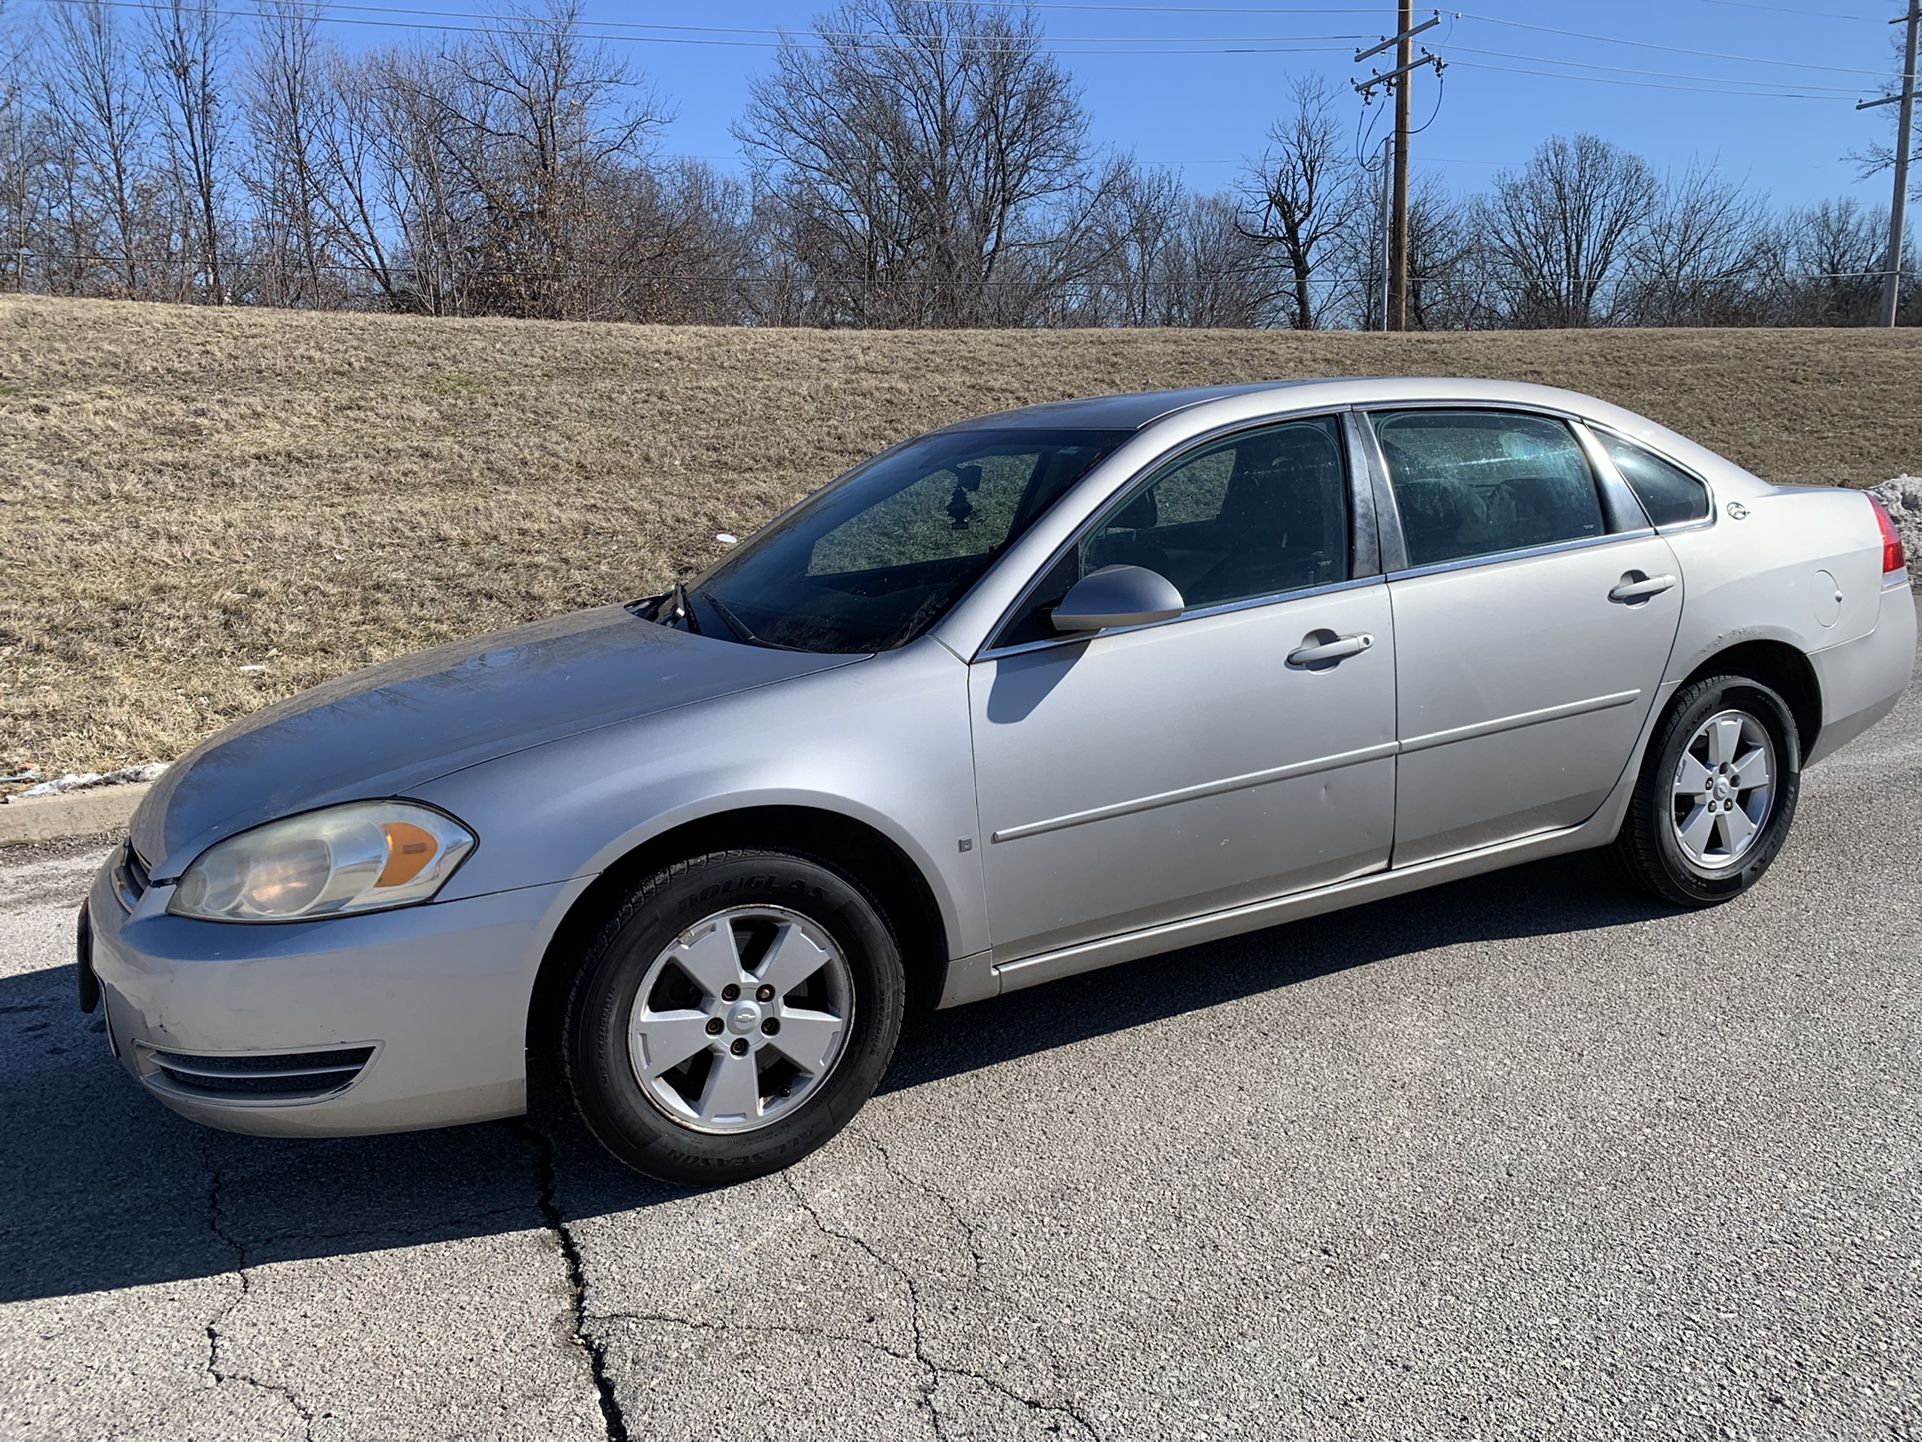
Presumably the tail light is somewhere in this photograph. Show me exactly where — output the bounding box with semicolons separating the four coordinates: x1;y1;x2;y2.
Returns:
1867;493;1906;576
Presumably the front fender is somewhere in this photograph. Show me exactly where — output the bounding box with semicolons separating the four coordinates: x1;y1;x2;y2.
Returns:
405;641;989;961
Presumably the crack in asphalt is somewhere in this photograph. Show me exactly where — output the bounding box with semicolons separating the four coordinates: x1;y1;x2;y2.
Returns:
596;1308;916;1364
198;1136;318;1442
781;1159;1103;1442
513;1120;631;1442
867;1133;988;1285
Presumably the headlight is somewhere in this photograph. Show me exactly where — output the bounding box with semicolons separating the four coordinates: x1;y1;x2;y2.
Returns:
167;801;475;923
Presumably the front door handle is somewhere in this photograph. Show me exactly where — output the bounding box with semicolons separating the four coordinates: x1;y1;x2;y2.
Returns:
1287;631;1374;669
1608;573;1676;604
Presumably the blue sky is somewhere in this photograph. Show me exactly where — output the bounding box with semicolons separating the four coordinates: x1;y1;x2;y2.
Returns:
312;0;1911;211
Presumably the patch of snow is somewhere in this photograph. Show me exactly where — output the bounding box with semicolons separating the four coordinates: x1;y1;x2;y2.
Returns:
238;663;268;674
715;533;739;546
14;762;170;800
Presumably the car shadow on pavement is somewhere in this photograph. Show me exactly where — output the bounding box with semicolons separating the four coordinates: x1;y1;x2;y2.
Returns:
881;849;1663;1094
0;850;1664;1306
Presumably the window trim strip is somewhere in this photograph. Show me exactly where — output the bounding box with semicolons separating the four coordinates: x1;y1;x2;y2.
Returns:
1386;527;1659;582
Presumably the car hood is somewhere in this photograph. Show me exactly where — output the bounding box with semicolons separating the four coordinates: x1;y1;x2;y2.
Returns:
130;604;862;877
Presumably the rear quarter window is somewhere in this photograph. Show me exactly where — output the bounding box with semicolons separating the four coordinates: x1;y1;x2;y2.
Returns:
1597;433;1712;528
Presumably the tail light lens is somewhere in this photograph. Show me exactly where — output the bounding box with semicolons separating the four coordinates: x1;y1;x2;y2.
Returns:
1868;493;1906;576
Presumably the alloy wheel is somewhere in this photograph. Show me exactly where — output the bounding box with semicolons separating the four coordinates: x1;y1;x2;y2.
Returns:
625;906;855;1134
1670;708;1776;871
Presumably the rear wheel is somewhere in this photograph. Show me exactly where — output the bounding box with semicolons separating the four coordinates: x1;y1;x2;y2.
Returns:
1606;674;1801;907
562;850;905;1184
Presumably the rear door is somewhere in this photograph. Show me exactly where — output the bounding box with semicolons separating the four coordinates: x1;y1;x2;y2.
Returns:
1366;407;1683;866
968;415;1399;962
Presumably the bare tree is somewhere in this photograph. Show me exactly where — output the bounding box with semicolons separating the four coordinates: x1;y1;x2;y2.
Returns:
1084;162;1278;327
421;0;669;318
1620;162;1767;326
1338;165;1484;330
0;0;54;291
1759;196;1915;326
1162;192;1278;327
338;46;464;311
737;0;1097;327
145;0;229;301
240;0;333;307
1238;76;1357;330
42;0;152;296
1086;159;1182;325
1483;133;1657;327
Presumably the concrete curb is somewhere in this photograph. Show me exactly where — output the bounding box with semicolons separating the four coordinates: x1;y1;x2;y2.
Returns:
0;783;149;847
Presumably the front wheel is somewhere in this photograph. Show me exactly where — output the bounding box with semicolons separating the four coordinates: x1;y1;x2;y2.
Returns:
562;850;905;1185
1605;674;1802;907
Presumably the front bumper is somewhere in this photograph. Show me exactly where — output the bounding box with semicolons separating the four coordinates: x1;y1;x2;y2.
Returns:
83;857;589;1136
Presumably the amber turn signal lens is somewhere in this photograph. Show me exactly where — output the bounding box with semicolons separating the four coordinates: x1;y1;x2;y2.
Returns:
376;821;439;888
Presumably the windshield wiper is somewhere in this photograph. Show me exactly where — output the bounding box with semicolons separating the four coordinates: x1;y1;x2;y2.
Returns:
630;580;700;634
697;589;798;650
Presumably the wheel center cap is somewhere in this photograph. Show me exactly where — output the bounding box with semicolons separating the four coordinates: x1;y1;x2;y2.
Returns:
1713;778;1732;799
725;1001;762;1035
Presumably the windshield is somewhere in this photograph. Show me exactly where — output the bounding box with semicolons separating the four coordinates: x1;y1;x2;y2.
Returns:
681;427;1129;653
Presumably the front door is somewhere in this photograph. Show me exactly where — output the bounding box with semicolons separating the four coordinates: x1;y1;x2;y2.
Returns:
968;415;1400;963
1368;407;1685;865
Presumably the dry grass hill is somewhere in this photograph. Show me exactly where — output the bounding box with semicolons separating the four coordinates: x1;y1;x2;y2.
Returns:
3;294;1918;777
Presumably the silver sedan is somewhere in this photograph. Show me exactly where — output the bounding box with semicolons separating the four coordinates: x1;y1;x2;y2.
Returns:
79;379;1916;1183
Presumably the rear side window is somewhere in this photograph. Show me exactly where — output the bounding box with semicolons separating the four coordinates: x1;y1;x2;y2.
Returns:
1597;433;1711;528
1373;410;1605;569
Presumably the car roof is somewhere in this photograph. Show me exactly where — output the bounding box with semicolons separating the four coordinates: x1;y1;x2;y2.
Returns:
943;377;1652;437
944;382;1318;433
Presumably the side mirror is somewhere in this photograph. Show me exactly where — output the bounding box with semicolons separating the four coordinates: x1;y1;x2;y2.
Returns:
1051;565;1185;634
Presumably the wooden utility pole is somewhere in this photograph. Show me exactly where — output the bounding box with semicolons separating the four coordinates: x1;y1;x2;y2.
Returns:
1860;4;1920;327
1389;0;1413;331
1354;9;1441;332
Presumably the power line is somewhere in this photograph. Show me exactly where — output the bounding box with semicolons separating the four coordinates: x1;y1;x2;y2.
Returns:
1163;151;1504;164
1443;57;1846;101
1694;0;1883;19
226;0;1381;46
890;0;1381;11
32;0;1362;55
1456;10;1894;78
1442;43;1869;95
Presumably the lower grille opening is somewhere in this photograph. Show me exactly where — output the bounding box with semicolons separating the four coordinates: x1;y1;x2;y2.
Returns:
147;1045;376;1101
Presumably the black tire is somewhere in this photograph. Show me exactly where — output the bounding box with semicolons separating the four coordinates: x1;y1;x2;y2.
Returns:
1605;674;1801;907
562;849;905;1185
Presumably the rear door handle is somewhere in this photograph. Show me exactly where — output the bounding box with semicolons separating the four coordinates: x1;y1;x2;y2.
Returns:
1608;573;1676;604
1287;632;1374;668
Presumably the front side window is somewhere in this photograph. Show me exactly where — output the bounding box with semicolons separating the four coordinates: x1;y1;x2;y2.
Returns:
1373;410;1605;568
688;427;1126;652
1597;432;1711;528
997;416;1350;646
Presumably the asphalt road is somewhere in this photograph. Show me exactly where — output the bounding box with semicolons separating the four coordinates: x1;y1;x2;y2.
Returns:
2;680;1919;1442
